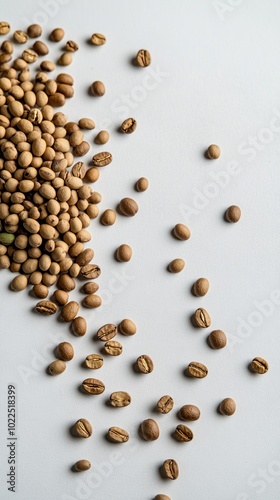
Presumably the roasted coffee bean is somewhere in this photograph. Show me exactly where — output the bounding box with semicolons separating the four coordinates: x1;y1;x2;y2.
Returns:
104;340;123;356
219;398;236;416
140;418;160;441
174;424;193;442
74;460;91;472
136;354;154;374
91;33;106;45
162;459;179;480
35;300;57;315
225;205;241;223
193;277;209;296
250;357;269;374
157;395;174;414
120;117;137;134
119;197;138;217
178;404;200;421
82;378;105;395
207;144;221;159
208;330;227;349
194;308;211;328
107;427;129;443
110;391;131;407
92;152;112;167
186;362;208;378
96;324;117;341
48;360;66;375
136;49;151;67
85;354;103;369
74;418;92;438
80;264;101;279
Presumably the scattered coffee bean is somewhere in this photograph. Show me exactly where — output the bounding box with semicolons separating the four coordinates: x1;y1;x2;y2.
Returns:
120;118;137;134
35;300;58;315
82;294;102;308
173;223;191;241
174;424;193;442
104;340;123;356
48;360;66;375
186;362;208;378
71;316;87;336
91;81;105;96
107;427;129;443
154;496;170;500
250;357;269;374
140;418;160;441
168;258;185;273
162;459;179;480
119;197;138;216
116;244;132;262
82;378;105;395
74;418;92;438
82;282;99;294
10;275;28;291
225;205;241;223
85;354;103;369
61;301;79;322
178;405;200;421
97;324;117;341
136;49;151;67
207;144;221;159
13;30;28;44
75;248;94;267
157;395;174;414
0;22;10;35
91;33;106;45
135;177;149;192
65;40;79;52
208;330;227;349
53;290;69;306
118;319;137;336
219;398;236;416
193;278;209;297
110;391;131;407
50;28;65;42
95;130;109;144
78;117;95;129
92;151;112;167
100;209;116;226
74;460;91;472
136;354;154;374
56;341;74;361
27;24;42;38
80;264;101;280
194;308;211;328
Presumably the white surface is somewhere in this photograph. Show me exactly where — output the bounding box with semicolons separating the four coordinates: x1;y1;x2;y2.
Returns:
1;1;280;499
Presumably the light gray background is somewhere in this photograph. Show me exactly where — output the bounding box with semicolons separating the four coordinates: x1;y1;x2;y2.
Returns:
0;0;280;499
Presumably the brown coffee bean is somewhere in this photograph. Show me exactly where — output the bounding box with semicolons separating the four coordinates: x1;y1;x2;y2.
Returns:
82;294;102;308
110;391;131;408
91;81;105;96
53;290;69;306
116;244;132;262
186;362;208;378
80;264;101;279
162;459;179;480
119;197;138;216
154;496;170;500
135;177;149;192
140;419;159;441
136;354;154;374
27;24;42;38
173;223;191;240
207;144;221;159
57;274;76;291
250;357;269;374
208;330;227;349
178;404;200;421
65;40;79;52
78;118;95;130
120;118;137;134
157;395;174;414
107;427;129;443
104;340;123;356
219;398;236;416
168;258;185;273
91;33;106;45
74;418;92;438
193;277;209;296
100;209;116;226
118;319;137;336
0;22;10;35
74;460;91;472
174;424;193;442
61;301;79;322
50;28;64;42
194;308;211;328
225;205;241;223
82;378;105;395
85;354;103;369
136;49;151;67
35;300;57;315
48;360;66;375
56;342;74;361
71;316;87;336
97;324;117;341
13;30;29;44
75;248;94;267
22;49;38;63
82;282;99;294
92;152;112;167
95;130;109;144
33;40;49;55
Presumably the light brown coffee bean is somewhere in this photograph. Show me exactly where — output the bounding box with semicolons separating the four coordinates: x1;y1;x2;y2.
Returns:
104;340;123;356
35;300;57;315
56;341;74;361
96;324;117;341
107;427;129;443
91;33;106;45
178;405;200;421
157;395;174;414
65;40;79;52
50;28;64;42
48;92;65;107
120;118;137;134
82;282;99;294
116;244;132;262
162;459;179;480
22;49;38;63
174;424;193;442
75;249;94;267
40;60;56;72
33;40;49;55
82;378;105;395
186;362;208;378
118;319;136;336
207;144;221;159
140;419;159;441
53;290;69;306
80;264;101;279
91;81;105;96
74;460;91;472
225;205;241;223
85;354;103;369
193;277;209;296
0;22;10;35
119;197;138;216
78;118;95;130
71;316;87;336
219;398;236;416
135;177;149;192
154;496;171;500
61;301;79;322
92;152;112;167
33;284;48;299
82;294;102;308
13;30;29;44
57;274;76;291
95;130;109;144
136;49;151;67
194;308;211;328
173;223;191;241
110;391;131;407
100;209;116;226
10;275;28;291
136;354;154;374
27;24;42;38
74;418;92;438
208;330;227;349
48;360;66;375
250;357;269;374
168;258;185;273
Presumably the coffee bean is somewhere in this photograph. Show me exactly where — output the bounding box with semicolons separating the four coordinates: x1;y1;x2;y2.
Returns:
135;177;149;192
100;209;116;226
50;28;64;42
173;223;191;241
82;294;102;308
82;282;99;294
174;424;193;442
162;459;179;480
35;300;57;315
91;81;105;96
120;118;137;134
250;357;269;374
207;144;221;159
110;391;131;407
61;301;79;322
65;40;79;52
82;378;105;395
225;205;241;223
168;258;185;273
97;324;117;341
104;340;123;356
186;362;208;378
92;151;112;167
71;317;87;336
27;24;42;38
85;354;103;369
178;404;200;421
74;459;91;472
56;341;74;361
0;22;10;35
157;395;174;414
208;330;227;349
74;418;92;438
80;264;101;279
136;49;151;67
75;248;94;267
48;360;66;375
119;197;138;217
140;418;159;441
95;130;109;144
154;496;170;500
107;427;129;443
136;354;154;374
219;398;236;416
194;308;211;328
193;277;209;296
91;33;106;45
118;319;137;336
116;244;132;262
